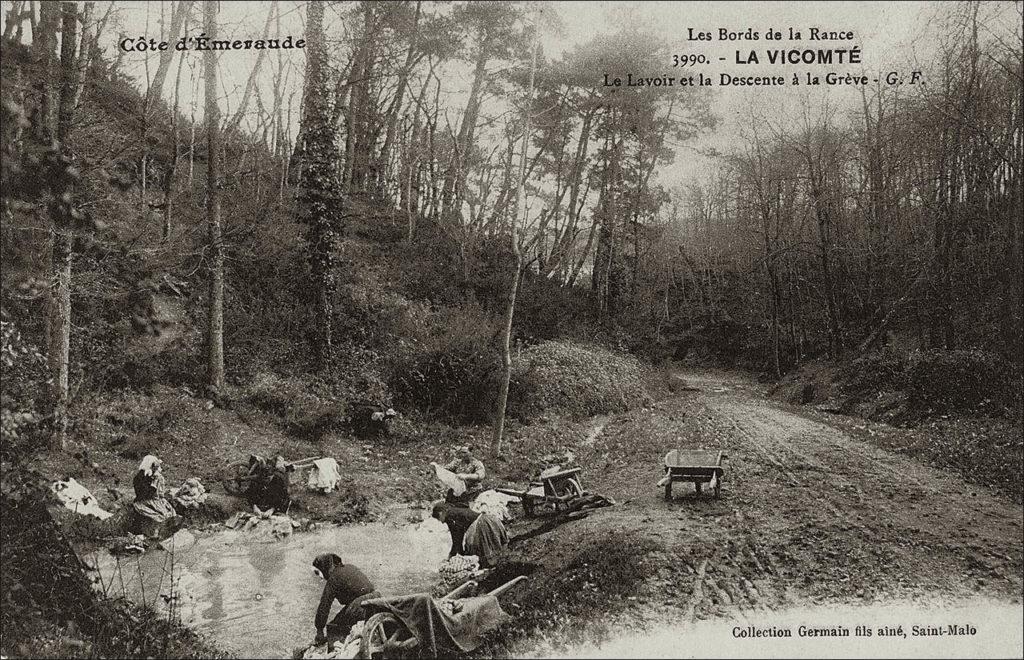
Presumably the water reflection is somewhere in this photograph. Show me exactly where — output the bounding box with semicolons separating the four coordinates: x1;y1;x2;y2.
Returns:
88;517;451;659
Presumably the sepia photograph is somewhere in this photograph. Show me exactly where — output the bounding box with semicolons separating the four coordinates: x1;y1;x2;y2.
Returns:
0;1;1021;658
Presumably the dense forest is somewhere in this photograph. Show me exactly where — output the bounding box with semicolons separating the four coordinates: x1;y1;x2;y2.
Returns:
0;0;1021;657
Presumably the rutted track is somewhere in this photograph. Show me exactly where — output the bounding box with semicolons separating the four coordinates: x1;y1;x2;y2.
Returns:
513;369;1023;640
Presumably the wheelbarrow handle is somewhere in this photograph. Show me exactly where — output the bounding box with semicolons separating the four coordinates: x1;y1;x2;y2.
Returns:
486;575;527;598
443;580;478;600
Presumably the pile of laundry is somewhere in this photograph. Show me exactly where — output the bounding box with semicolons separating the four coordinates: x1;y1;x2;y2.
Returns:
306;457;341;494
469;489;519;522
51;478;114;520
433;554;483;597
301;620;364;660
224;507;301;541
109;533;148;555
170;478;208;510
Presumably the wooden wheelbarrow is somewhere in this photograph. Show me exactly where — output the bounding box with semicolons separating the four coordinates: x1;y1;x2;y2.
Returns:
219;454;321;497
495;467;585;517
358;576;528;658
661;449;725;500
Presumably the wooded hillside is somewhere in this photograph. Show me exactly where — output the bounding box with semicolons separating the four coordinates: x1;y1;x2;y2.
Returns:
2;1;1021;463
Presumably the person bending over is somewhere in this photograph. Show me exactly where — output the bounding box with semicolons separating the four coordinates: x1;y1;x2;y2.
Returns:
432;501;508;568
311;553;381;645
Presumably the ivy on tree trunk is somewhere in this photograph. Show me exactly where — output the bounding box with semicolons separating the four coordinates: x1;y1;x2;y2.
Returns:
298;0;343;369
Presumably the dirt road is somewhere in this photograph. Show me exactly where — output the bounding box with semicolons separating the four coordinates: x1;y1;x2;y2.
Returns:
497;369;1023;654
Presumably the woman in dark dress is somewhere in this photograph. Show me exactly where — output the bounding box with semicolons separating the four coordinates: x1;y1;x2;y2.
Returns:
431;501;508;568
132;455;179;536
245;454;292;513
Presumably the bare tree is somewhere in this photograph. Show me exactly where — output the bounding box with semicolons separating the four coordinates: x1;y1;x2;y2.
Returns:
492;18;539;457
204;0;225;391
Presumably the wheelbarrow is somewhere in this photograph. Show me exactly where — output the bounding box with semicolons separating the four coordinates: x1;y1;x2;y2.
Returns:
661;449;725;500
495;467;584;517
219;454;320;497
358;575;528;658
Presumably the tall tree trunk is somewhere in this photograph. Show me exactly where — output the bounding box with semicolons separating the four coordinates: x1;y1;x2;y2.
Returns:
204;1;225;391
442;33;489;224
163;9;187;241
225;0;277;135
492;25;539;457
146;1;192;110
187;62;197;185
141;1;191;205
2;1;22;41
300;0;342;367
379;0;421;198
546;105;595;278
43;2;74;450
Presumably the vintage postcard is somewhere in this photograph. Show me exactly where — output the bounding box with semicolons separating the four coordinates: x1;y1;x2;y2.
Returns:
1;1;1021;659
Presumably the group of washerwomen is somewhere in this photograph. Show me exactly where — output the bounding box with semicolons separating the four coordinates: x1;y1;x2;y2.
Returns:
309;444;509;647
130;452;291;536
131;445;508;647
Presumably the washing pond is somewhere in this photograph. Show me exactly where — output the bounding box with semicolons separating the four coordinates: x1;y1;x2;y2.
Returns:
84;516;451;659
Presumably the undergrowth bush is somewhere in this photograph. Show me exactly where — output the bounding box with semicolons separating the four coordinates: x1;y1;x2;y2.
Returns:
240;372;347;440
388;303;500;423
905;349;1015;414
507;341;652;421
838;350;909;397
837;348;1016;418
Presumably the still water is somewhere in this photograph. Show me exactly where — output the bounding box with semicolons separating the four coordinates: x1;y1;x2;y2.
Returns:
86;516;451;659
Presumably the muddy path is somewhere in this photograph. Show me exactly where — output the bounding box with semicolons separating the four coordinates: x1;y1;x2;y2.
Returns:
648;371;1020;609
503;369;1022;655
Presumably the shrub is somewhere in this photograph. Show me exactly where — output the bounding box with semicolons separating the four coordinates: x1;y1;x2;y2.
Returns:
507;340;652;421
240;372;347;440
388;303;500;423
905;349;1014;414
0;312;46;456
834;348;1017;420
837;350;908;398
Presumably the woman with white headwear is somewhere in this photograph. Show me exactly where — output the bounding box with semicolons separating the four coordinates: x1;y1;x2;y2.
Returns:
132;455;179;536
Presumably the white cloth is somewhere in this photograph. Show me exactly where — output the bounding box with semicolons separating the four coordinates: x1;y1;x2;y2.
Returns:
138;455;160;477
432;462;465;496
301;620;364;659
470;489;519;522
51;478;113;520
307;458;341;493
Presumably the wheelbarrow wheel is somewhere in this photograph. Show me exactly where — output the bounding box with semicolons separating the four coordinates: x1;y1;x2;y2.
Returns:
221;462;252;496
555;478;583;500
553;478;584;512
360;612;416;659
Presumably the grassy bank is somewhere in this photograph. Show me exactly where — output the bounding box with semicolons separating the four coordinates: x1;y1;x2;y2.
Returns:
770;350;1023;502
0;481;225;659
